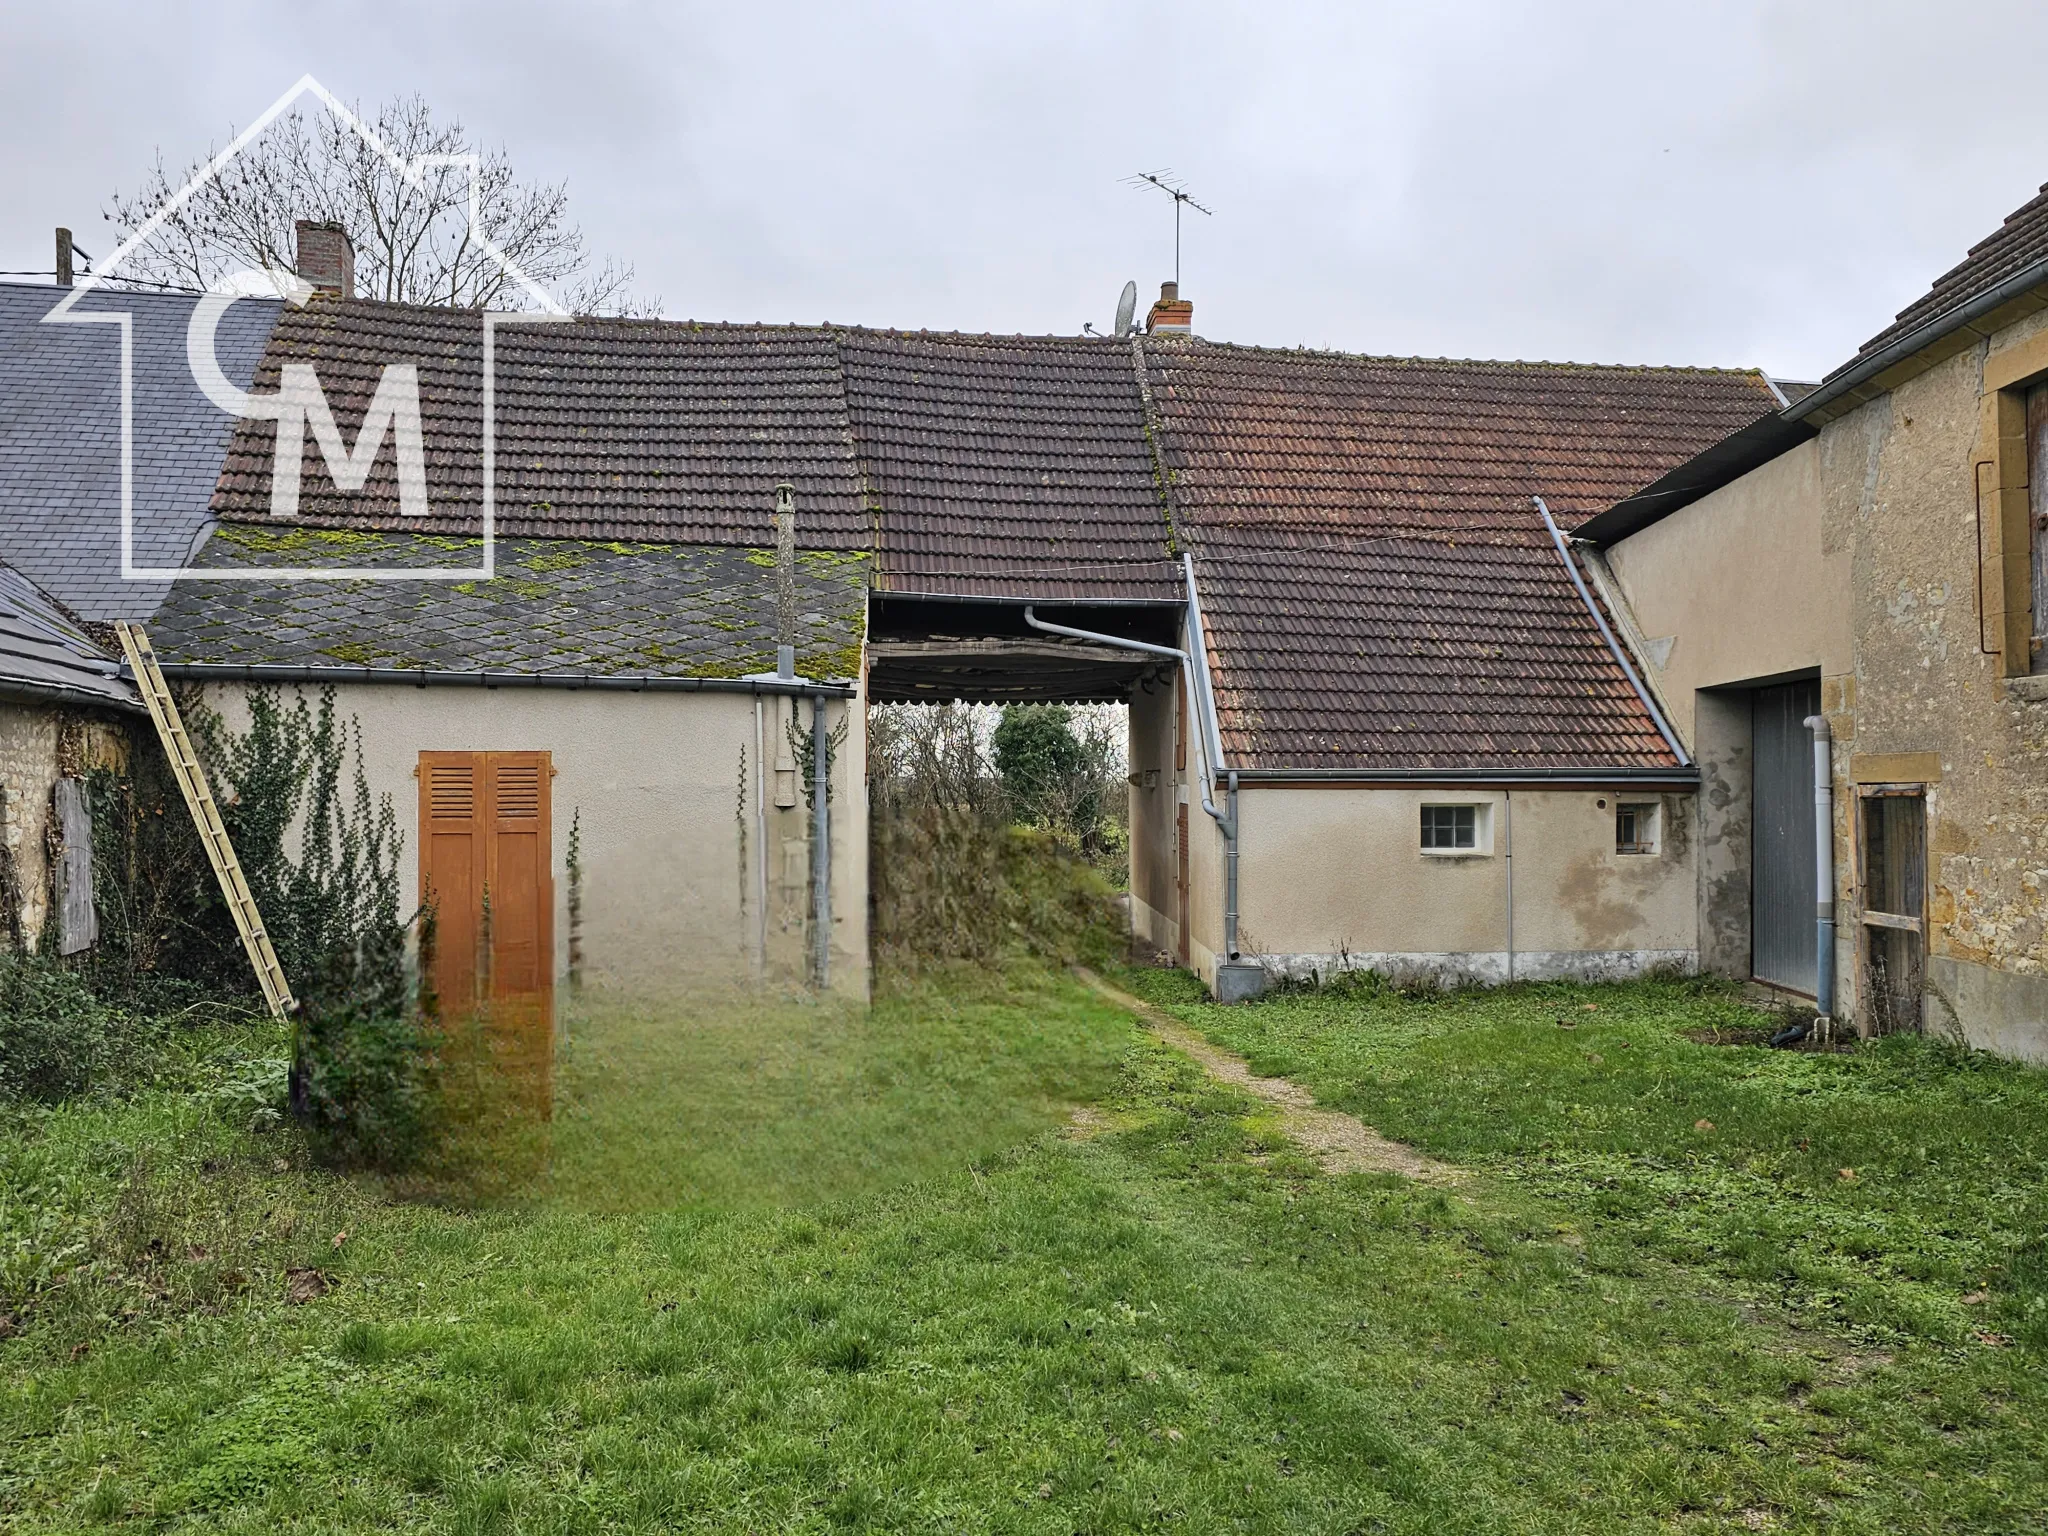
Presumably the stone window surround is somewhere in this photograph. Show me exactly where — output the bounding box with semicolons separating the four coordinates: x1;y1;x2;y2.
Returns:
1978;329;2048;679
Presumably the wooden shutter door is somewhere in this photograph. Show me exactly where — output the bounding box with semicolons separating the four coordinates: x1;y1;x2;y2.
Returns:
420;752;484;1013
419;750;554;1101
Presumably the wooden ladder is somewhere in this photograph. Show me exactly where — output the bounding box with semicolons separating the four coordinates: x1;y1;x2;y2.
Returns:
115;622;297;1021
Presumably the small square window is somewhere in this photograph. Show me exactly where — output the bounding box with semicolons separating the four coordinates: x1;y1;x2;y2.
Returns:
1616;801;1659;855
1421;804;1478;851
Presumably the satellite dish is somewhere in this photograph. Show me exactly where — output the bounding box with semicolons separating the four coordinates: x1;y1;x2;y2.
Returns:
1113;280;1138;338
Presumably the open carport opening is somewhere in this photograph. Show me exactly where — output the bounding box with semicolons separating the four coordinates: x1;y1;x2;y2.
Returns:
864;594;1166;974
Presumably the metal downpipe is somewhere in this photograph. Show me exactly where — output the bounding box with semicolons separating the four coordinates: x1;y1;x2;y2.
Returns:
1804;714;1836;1025
812;694;831;990
1021;602;1242;964
1534;496;1690;767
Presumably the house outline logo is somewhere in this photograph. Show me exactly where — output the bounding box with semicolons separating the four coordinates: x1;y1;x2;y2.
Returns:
41;74;570;584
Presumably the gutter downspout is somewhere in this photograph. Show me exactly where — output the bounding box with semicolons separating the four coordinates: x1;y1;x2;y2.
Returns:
812;693;831;991
754;698;769;980
1024;583;1247;979
1504;790;1514;984
1804;714;1836;1031
1534;496;1691;767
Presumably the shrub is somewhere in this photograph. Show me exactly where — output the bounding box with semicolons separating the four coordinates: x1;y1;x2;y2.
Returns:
0;953;147;1102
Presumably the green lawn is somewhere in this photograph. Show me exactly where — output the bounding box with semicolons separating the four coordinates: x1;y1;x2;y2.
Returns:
3;966;2045;1533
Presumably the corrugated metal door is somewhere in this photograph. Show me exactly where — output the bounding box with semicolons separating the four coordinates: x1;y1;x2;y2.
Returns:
1751;680;1820;992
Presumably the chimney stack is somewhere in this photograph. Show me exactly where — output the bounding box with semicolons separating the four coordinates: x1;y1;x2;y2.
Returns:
295;219;355;298
774;483;798;680
55;228;73;288
1146;280;1192;334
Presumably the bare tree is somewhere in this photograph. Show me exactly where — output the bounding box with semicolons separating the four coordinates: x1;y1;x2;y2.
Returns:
103;95;657;316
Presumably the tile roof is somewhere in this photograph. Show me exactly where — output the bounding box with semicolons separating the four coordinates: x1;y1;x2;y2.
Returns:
212;300;1178;602
0;282;278;620
213;304;871;549
34;285;1781;769
149;528;868;681
1141;341;1779;769
838;330;1178;602
0;560;139;711
1842;181;2048;370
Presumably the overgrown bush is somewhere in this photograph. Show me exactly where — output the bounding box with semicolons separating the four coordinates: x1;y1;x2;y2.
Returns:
0;952;149;1101
211;689;432;1169
870;704;1124;971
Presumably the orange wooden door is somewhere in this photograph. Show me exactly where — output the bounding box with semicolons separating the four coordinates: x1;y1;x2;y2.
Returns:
420;751;554;1095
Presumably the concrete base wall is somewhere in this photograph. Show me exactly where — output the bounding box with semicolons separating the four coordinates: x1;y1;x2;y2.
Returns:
1128;890;1175;959
1927;955;2048;1064
1259;948;1696;990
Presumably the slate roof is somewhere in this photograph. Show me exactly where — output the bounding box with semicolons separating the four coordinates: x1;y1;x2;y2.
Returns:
150;529;868;681
1142;342;1780;770
1843;181;2048;371
0;560;139;711
0;282;278;621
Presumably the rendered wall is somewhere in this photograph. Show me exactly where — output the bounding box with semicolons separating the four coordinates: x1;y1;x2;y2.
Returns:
202;682;869;1002
1126;675;1178;955
1234;784;1695;986
1603;439;1852;740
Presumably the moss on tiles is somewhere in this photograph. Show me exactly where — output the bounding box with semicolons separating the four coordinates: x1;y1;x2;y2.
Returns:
209;525;390;556
522;549;592;573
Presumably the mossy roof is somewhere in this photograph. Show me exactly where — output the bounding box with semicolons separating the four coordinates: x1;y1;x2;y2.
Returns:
149;527;869;682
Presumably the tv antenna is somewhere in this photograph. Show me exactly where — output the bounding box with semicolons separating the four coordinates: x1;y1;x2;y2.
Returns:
1124;169;1213;286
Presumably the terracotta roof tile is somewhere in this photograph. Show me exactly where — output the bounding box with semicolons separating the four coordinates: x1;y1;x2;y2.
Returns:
1142;341;1778;769
1842;182;2048;369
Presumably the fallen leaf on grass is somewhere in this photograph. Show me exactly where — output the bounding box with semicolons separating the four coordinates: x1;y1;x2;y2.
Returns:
285;1267;333;1304
1838;1168;1857;1181
1961;1291;1990;1306
68;1341;89;1363
1973;1329;2014;1348
331;1230;348;1251
1695;1119;1715;1132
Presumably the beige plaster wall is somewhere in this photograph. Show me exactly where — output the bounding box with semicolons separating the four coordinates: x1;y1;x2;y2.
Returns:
1126;676;1178;955
202;682;869;1001
1234;784;1695;985
1604;438;1854;743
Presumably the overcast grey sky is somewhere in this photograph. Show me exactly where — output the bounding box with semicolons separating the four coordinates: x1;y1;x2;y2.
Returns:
4;1;2046;380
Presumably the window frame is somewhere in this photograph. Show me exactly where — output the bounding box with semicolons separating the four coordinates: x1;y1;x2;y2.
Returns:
1615;799;1661;855
1419;801;1493;857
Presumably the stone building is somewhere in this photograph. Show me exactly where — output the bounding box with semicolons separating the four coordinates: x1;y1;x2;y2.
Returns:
1586;181;2048;1060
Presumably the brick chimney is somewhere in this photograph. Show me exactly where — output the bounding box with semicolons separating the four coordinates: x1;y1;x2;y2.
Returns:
1146;280;1192;334
295;220;354;298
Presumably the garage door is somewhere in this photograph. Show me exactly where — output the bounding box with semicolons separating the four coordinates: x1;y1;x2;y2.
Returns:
1751;680;1820;993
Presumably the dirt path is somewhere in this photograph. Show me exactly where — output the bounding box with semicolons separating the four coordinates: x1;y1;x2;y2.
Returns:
1076;970;1461;1185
